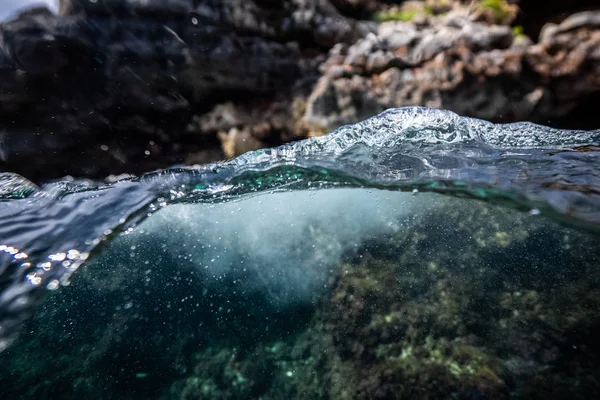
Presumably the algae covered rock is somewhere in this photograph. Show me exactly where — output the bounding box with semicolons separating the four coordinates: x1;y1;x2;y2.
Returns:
1;191;600;399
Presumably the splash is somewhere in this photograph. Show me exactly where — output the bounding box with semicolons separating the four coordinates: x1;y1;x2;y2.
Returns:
0;106;598;350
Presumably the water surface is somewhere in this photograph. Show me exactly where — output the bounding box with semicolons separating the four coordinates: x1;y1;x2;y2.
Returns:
0;107;599;398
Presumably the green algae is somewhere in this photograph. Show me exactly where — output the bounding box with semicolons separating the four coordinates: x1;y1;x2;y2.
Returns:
478;0;514;22
2;194;600;399
172;196;600;399
374;9;419;23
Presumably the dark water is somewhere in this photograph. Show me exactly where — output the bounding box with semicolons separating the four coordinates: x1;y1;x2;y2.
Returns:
0;107;599;399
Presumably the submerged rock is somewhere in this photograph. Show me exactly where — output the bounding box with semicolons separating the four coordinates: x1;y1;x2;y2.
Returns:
2;193;600;399
320;197;600;399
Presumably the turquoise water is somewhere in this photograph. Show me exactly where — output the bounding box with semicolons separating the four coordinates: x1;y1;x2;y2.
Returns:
0;107;599;398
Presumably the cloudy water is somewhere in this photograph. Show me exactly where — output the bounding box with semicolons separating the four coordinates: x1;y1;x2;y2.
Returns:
0;107;599;399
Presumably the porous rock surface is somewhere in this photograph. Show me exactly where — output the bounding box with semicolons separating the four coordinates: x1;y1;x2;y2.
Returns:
303;9;600;132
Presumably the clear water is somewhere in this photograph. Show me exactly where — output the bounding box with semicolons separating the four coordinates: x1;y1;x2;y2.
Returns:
0;107;599;399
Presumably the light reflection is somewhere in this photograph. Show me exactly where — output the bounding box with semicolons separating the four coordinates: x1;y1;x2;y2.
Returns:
169;189;185;200
0;244;28;260
1;244;89;289
48;252;66;261
67;250;82;260
46;280;59;290
40;262;52;271
25;272;42;286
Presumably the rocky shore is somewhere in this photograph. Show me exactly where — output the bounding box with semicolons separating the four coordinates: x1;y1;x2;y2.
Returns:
0;0;599;182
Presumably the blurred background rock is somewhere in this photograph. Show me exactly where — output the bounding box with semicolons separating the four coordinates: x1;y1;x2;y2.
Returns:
0;0;598;182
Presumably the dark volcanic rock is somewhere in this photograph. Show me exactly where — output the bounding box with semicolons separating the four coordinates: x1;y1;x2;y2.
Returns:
516;0;600;37
0;0;599;182
0;0;367;182
527;11;600;114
